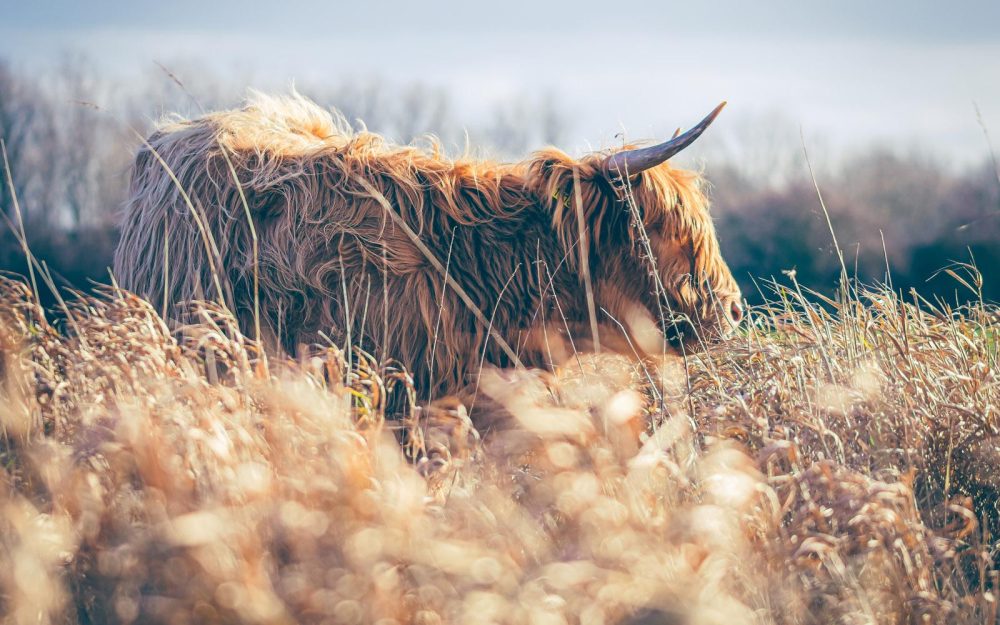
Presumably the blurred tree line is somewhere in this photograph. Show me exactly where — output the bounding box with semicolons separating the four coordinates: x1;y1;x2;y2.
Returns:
1;56;998;311
705;144;1000;304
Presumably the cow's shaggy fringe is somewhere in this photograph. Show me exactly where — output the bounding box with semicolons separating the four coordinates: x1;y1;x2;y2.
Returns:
0;273;998;624
113;92;740;402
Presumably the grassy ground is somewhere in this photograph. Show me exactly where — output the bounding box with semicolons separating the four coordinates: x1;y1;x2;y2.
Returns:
0;271;998;624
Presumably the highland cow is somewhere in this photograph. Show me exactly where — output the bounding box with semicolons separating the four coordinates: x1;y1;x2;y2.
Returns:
114;93;743;405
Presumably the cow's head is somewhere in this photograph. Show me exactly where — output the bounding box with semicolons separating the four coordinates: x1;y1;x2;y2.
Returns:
540;103;742;350
603;103;742;345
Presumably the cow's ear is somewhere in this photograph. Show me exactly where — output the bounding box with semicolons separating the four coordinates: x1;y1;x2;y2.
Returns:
604;167;644;211
606;173;650;229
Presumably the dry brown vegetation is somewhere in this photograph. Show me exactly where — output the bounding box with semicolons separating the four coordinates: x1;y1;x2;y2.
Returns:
1;267;998;625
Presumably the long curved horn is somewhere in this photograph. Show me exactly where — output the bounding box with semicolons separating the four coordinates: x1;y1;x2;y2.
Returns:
603;101;726;178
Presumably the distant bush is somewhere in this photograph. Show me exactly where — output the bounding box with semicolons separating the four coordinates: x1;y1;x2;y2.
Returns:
709;156;1000;304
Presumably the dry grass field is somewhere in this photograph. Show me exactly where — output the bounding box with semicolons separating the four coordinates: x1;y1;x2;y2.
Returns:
2;2;999;623
0;265;997;625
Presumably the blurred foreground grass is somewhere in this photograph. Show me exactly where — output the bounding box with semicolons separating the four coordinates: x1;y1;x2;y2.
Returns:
0;272;998;625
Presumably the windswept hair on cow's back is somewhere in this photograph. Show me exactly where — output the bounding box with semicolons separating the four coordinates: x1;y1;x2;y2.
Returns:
177;90;354;154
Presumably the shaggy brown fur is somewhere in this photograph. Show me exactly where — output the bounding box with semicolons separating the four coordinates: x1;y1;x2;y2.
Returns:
113;92;741;403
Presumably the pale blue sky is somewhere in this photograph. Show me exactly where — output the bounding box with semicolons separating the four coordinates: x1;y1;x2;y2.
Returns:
2;0;999;163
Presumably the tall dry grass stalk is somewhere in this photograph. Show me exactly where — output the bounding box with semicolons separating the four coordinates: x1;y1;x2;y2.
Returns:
0;269;997;624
